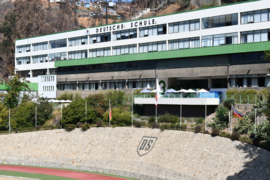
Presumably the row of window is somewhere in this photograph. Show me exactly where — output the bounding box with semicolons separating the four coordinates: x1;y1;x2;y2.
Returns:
241;9;270;24
40;76;55;82
169;20;200;34
43;86;55;91
57;79;156;91
16;27;270;65
17;8;270;53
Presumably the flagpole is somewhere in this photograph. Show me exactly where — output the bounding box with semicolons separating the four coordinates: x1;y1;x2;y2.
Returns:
109;99;111;127
255;108;257;138
132;89;133;127
231;104;233;135
180;104;182;129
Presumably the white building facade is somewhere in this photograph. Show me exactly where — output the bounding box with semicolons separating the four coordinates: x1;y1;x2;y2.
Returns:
14;0;270;100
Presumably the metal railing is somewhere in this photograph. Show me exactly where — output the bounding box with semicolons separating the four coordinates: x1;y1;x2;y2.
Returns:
134;94;220;99
226;94;267;104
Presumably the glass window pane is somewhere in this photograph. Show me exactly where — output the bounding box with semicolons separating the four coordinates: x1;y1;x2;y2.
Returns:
254;12;261;22
261;32;268;41
247;34;254;43
254;33;260;42
262;11;268;21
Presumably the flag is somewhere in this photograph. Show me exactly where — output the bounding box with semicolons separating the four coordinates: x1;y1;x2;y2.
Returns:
232;105;244;119
109;103;112;121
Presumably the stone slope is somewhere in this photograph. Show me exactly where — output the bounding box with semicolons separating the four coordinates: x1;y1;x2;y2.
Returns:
0;128;269;180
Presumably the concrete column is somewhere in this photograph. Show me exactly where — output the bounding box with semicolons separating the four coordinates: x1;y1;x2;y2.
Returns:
47;68;50;75
265;77;270;87
243;78;247;87
29;70;32;78
207;78;212;89
251;77;258;87
99;80;102;90
77;81;79;90
230;78;236;88
126;79;128;89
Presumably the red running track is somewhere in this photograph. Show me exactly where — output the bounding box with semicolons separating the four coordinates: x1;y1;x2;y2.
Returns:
0;165;127;180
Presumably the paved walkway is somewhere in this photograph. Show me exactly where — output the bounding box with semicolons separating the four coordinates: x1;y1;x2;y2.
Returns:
0;165;127;180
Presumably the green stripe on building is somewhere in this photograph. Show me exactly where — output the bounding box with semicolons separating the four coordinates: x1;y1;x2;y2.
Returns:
0;83;38;91
55;41;270;67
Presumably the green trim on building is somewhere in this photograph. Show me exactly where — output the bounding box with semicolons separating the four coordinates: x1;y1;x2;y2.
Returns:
16;0;258;41
55;41;270;67
0;82;38;91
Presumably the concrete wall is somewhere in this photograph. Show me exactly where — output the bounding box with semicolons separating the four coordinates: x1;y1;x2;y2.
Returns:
0;128;269;180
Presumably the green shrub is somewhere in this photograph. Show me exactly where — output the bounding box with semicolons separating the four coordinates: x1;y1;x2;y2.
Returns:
103;108;131;126
14;129;18;133
219;131;231;139
36;125;41;130
102;122;109;127
61;98;98;125
239;136;252;144
42;124;56;130
134;121;141;128
232;132;240;140
152;122;159;129
195;126;201;133
170;123;176;130
118;123;127;127
248;121;270;141
181;123;187;130
64;124;76;132
160;123;170;131
76;122;83;128
57;92;73;100
208;105;228;130
234;117;253;134
158;112;179;123
148;116;156;123
223;98;235;109
81;123;90;131
212;128;220;136
97;120;103;127
175;123;181;130
195;117;204;124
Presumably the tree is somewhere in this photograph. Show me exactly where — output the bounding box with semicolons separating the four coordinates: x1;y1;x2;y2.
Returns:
61;98;98;125
1;69;30;109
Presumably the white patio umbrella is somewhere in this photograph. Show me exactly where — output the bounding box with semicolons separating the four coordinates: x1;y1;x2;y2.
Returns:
185;89;196;93
165;88;178;93
140;89;152;93
198;89;209;93
65;100;72;103
178;89;187;98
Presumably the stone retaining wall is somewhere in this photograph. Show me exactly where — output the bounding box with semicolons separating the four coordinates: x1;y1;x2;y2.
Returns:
0;128;269;180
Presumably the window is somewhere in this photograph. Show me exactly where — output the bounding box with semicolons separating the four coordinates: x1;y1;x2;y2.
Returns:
32;69;47;77
17;45;31;53
230;52;265;64
89;47;111;57
169;20;199;34
202;33;238;47
241;9;269;24
16;57;30;65
69;50;87;60
241;30;269;43
128;79;155;89
140;24;166;37
202;13;238;29
69;36;88;46
17;71;30;78
41;76;55;82
90;33;111;43
49;52;67;61
113;45;137;55
49;39;67;49
139;41;166;53
33;42;48;51
43;86;54;91
169;37;200;50
113;28;137;40
33;55;48;63
57;82;77;90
